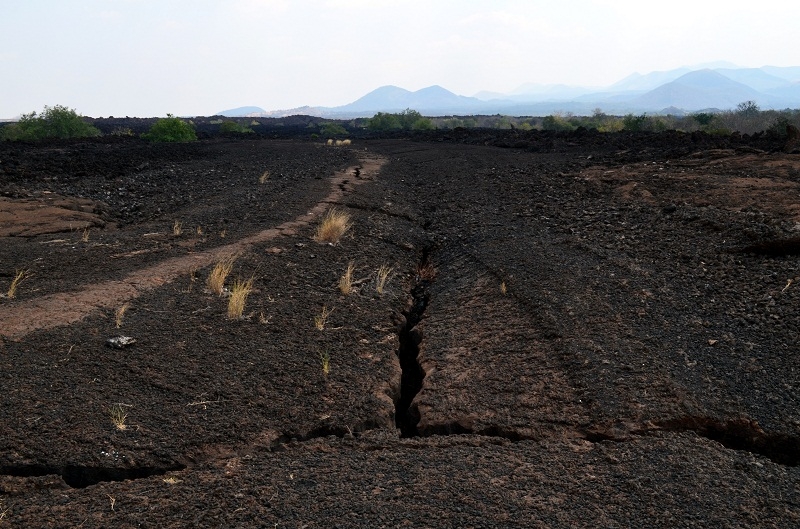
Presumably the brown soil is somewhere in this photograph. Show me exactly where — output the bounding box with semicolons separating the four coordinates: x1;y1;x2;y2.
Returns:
1;131;799;527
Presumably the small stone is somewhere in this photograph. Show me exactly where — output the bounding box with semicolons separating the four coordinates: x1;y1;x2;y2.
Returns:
106;336;136;349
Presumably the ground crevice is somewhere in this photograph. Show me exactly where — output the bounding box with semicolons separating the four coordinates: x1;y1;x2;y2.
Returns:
394;247;434;438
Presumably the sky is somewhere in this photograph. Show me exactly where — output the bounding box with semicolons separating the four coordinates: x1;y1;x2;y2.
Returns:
2;0;799;118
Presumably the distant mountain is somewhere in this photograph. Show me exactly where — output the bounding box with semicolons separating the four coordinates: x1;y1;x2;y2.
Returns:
630;70;767;110
338;85;485;113
216;106;266;117
238;63;800;119
609;68;692;92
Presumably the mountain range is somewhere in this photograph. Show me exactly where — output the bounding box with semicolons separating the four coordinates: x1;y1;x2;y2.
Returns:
218;64;800;119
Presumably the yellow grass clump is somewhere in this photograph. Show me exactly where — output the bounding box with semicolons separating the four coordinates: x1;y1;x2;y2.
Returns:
173;220;183;236
320;350;331;376
207;257;236;295
313;208;351;244
259;170;270;184
339;262;355;295
109;404;128;431
115;303;130;328
315;305;333;330
227;277;254;319
6;269;30;299
375;265;393;294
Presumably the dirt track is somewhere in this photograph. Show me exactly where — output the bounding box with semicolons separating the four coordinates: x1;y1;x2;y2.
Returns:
1;131;799;527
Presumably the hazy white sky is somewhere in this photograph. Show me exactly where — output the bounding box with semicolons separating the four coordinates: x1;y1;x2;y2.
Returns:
2;0;798;117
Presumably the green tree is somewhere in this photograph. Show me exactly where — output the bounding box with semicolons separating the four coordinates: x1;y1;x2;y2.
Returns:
367;112;402;131
736;100;760;117
622;113;647;131
367;109;433;131
0;105;100;141
142;114;197;142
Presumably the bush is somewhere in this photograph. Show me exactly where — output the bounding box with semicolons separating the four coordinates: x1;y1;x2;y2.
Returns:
0;105;100;141
142;114;197;142
367;109;434;131
319;122;348;138
541;114;575;132
219;120;253;134
622;113;647;132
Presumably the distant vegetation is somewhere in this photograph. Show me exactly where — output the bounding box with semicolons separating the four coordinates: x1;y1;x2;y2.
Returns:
367;109;434;131
219;120;254;134
0;105;100;141
142;114;197;142
430;102;800;137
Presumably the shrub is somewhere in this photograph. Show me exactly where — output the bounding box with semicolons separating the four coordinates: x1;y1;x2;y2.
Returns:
320;122;348;138
142;114;197;142
0;105;100;141
622;113;647;131
219;120;253;134
367;109;434;131
542;114;575;132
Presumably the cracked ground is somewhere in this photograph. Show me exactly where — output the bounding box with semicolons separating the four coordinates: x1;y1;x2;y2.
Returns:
1;130;799;527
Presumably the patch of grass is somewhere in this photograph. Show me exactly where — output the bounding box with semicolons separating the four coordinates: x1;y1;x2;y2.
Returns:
500;281;507;295
259;170;270;184
375;265;393;294
109;404;129;431
227;277;254;319
339;261;355;295
319;350;331;376
207;257;236;296
173;220;183;236
6;269;30;299
314;305;333;330
313;208;351;244
81;228;90;242
115;303;130;328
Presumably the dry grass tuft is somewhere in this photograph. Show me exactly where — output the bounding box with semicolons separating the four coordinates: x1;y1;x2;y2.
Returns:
6;269;30;299
314;305;333;330
319;350;331;376
259;170;270;184
416;262;437;281
313;208;351;244
339;262;355;295
375;265;393;294
334;139;352;146
173;220;183;236
207;257;236;295
500;281;507;295
115;303;130;328
227;277;254;319
109;404;128;431
81;228;90;242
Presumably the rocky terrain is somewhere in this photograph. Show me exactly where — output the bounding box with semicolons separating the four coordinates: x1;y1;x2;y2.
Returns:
1;127;799;527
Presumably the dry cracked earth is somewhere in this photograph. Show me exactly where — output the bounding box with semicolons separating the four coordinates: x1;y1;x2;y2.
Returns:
1;127;800;527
